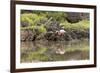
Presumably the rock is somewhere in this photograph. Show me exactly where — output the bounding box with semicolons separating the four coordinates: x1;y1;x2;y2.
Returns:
66;12;81;23
80;13;89;20
66;12;89;23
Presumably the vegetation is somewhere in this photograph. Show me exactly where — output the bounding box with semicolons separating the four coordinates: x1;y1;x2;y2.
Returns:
20;10;90;62
20;10;89;41
21;10;89;30
60;19;89;30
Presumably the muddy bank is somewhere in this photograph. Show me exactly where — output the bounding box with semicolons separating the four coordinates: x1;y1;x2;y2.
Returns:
21;28;89;41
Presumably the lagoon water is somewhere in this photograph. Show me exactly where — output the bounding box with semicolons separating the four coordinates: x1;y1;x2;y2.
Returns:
21;39;89;63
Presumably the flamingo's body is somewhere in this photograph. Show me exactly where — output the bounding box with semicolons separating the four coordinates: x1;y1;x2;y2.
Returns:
56;29;66;36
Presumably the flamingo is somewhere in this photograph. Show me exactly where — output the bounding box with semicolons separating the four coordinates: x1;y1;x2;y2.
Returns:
56;29;66;36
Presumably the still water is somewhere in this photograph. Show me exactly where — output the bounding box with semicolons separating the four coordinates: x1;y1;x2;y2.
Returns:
21;39;89;63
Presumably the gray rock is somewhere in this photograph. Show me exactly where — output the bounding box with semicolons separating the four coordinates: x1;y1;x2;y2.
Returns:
66;12;89;23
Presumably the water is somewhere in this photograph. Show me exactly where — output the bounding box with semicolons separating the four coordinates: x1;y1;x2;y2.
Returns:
21;39;89;63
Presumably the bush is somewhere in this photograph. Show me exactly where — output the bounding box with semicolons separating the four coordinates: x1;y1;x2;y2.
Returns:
60;19;89;30
38;25;46;33
21;13;46;26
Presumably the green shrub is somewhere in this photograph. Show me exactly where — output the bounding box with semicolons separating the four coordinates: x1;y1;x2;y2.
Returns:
21;13;46;26
45;12;66;22
38;25;46;33
60;19;89;30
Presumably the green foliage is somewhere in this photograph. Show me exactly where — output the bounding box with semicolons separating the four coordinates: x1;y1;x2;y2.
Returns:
37;25;46;33
21;26;34;30
21;10;89;31
21;10;89;41
21;11;66;26
21;13;47;34
45;11;66;22
21;13;46;26
60;20;89;30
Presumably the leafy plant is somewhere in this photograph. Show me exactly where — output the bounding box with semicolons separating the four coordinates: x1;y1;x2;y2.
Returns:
37;25;46;33
60;19;89;30
21;13;47;26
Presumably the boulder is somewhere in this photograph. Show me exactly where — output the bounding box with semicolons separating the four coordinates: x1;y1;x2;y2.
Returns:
66;12;89;23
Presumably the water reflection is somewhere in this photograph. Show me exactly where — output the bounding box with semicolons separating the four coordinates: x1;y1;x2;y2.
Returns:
21;39;89;63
